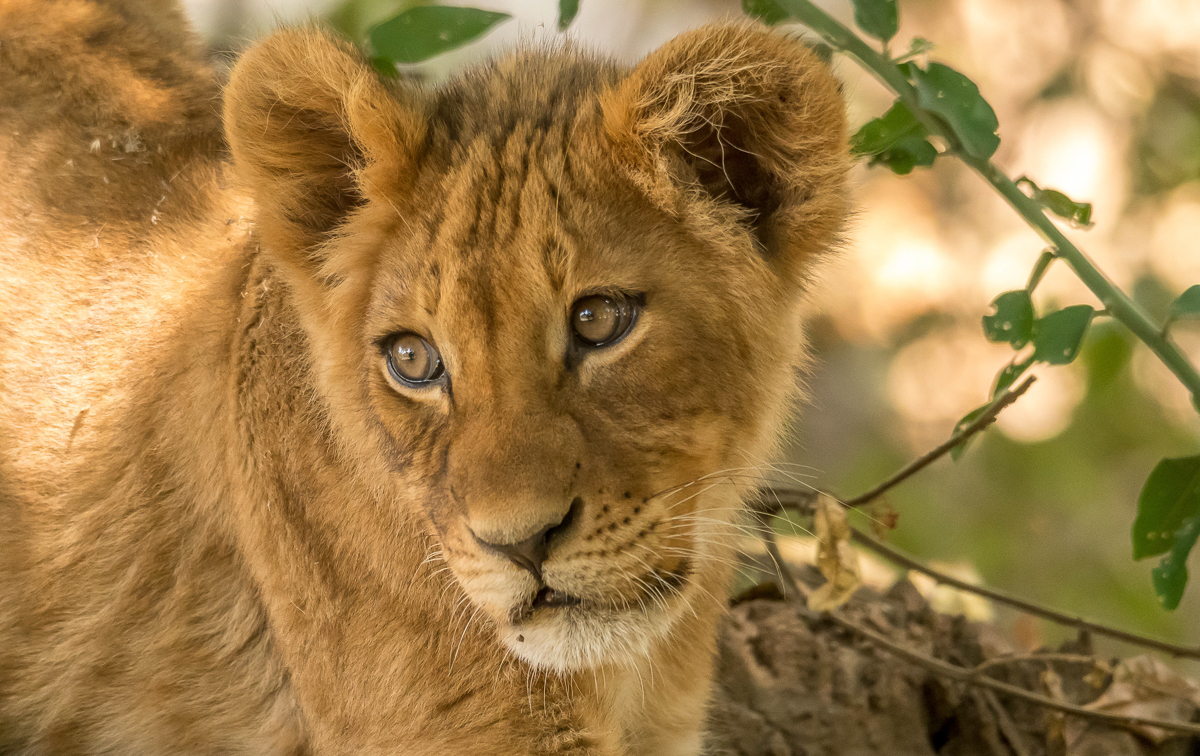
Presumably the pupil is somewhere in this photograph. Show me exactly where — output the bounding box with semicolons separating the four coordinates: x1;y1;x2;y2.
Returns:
575;297;620;343
392;336;431;380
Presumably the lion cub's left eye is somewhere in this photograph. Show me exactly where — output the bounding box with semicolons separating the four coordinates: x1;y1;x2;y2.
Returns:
384;333;445;386
571;294;639;347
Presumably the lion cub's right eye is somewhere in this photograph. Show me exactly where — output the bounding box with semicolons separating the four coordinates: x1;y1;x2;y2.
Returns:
571;294;639;348
384;333;445;387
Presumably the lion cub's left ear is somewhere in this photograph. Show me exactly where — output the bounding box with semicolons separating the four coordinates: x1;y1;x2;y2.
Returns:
224;28;426;281
601;23;849;280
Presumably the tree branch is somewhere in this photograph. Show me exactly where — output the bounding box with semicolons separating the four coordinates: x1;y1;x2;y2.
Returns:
845;376;1036;507
849;527;1200;660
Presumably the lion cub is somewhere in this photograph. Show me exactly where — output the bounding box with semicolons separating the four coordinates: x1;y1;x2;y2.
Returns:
0;1;848;753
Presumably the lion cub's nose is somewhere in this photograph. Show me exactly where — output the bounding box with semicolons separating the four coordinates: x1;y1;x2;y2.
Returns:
472;498;582;581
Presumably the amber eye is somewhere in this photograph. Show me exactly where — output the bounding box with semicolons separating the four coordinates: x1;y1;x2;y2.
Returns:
570;294;638;347
385;333;444;386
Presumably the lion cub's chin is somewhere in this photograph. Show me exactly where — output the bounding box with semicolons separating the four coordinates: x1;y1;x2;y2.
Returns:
496;595;687;674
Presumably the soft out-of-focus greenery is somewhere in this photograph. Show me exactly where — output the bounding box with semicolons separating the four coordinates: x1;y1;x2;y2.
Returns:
791;316;1197;660
187;0;1200;669
828;0;1200;614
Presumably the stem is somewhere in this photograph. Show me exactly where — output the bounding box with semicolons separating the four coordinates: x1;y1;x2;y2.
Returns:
1026;249;1056;291
776;0;1200;408
849;527;1200;660
844;375;1035;507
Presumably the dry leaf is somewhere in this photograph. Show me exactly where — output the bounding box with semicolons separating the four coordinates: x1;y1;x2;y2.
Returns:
1042;667;1068;754
1076;655;1200;744
807;494;862;611
907;561;994;621
1082;659;1112;690
867;498;899;537
1041;666;1066;701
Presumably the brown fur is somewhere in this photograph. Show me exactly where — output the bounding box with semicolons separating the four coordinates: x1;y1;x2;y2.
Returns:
0;2;849;753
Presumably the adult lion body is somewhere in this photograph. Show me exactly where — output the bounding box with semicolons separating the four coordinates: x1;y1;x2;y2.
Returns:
0;1;848;753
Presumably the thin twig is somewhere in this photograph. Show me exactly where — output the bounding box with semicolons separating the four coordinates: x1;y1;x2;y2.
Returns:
970;689;1010;756
762;524;805;599
983;690;1034;756
823;610;1200;737
754;495;1200;659
974;653;1101;675
754;488;818;516
845;376;1036;507
849;527;1200;660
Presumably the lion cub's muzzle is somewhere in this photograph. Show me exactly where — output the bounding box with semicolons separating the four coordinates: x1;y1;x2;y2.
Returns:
445;483;709;672
469;496;583;583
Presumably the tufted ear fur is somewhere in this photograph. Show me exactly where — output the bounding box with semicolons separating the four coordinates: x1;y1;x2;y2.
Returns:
223;28;426;282
601;23;849;278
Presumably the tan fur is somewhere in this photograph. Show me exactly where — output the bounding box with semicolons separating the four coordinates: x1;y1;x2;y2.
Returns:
0;2;849;753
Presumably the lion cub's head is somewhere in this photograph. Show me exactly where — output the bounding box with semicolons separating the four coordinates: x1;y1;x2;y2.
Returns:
224;22;847;673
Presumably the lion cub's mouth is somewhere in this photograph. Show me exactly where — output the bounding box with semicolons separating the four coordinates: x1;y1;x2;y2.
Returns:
531;586;582;610
514;557;693;622
493;556;700;671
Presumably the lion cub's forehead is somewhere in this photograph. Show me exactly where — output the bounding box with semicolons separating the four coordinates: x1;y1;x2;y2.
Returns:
426;50;621;149
371;52;647;330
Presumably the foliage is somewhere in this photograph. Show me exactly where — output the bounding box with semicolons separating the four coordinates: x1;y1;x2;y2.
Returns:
369;5;510;64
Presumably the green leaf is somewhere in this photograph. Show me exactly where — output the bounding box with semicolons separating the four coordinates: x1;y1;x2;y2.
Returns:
1015;177;1094;228
370;6;511;64
950;404;988;462
1032;305;1094;365
849;0;898;43
742;0;788;25
1169;284;1200;320
1151;515;1199;610
909;62;1000;160
853;101;923;154
852;102;938;175
1040;189;1093;227
558;0;580;30
370;56;399;78
870;136;937;174
982;290;1035;348
894;36;933;63
991;357;1033;399
1132;455;1200;560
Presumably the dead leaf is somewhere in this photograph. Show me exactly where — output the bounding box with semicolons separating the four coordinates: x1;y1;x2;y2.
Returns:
1082;659;1112;690
1042;667;1068;755
1077;655;1200;744
1042;667;1066;701
807;494;862;611
867;498;899;537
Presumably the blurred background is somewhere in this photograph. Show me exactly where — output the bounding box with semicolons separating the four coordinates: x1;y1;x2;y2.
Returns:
183;0;1200;670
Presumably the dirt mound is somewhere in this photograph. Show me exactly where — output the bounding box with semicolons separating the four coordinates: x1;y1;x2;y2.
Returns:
709;569;1200;756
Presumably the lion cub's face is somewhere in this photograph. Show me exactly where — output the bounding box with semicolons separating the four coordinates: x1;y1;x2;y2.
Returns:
225;25;847;672
361;133;779;672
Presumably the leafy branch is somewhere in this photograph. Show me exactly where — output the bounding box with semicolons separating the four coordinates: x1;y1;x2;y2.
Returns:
758;373;1196;659
845;375;1036;506
765;0;1200;407
753;0;1200;609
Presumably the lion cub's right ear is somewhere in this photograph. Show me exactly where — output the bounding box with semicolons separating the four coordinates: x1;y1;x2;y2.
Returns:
601;23;849;284
224;28;426;281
